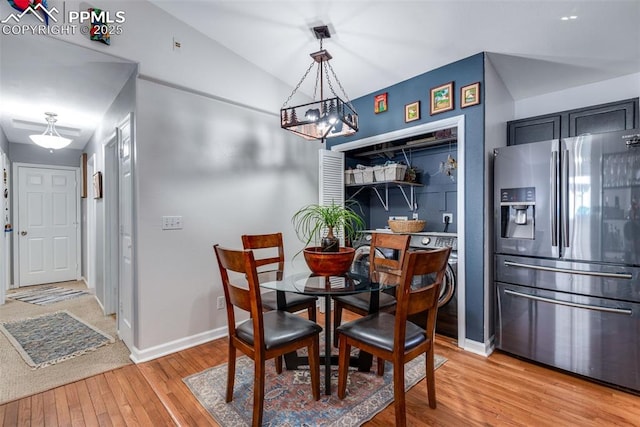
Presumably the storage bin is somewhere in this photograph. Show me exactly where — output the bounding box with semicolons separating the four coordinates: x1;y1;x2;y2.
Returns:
384;164;407;181
373;165;386;182
353;169;364;184
362;167;375;183
388;219;426;233
344;169;354;185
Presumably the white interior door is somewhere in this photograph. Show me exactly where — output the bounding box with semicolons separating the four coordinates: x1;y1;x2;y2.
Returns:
87;155;96;290
118;114;134;347
103;134;119;315
15;164;80;286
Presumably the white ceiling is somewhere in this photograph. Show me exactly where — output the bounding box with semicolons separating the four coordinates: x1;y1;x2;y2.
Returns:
149;0;640;100
0;36;136;150
1;1;639;150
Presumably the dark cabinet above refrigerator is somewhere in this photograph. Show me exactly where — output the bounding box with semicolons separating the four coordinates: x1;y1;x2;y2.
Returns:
508;98;639;146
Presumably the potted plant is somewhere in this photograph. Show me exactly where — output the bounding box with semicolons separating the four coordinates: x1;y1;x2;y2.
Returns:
292;201;365;276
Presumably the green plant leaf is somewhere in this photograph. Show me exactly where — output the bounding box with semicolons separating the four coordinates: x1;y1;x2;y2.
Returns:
292;200;365;250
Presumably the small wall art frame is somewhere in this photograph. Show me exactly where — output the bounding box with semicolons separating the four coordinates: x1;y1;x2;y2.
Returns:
93;171;103;199
405;101;420;122
80;153;87;198
461;82;481;108
374;92;388;114
429;82;454;115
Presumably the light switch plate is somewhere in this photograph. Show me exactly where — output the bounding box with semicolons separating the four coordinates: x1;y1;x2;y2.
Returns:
162;216;183;230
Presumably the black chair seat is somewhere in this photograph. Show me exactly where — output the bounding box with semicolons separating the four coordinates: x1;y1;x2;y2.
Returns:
237;310;322;350
336;312;427;353
261;291;318;311
333;292;396;312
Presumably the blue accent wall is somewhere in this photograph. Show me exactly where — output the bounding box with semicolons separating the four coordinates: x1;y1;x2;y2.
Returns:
329;53;486;343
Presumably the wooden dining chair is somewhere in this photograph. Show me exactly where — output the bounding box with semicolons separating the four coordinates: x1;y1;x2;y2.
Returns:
336;247;452;427
214;244;322;427
242;233;318;322
332;232;411;346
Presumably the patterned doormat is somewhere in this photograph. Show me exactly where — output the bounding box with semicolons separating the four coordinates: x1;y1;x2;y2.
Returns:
7;286;89;305
0;310;115;368
184;352;446;426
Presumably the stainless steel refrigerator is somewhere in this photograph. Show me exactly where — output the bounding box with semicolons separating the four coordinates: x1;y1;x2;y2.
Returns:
494;129;640;393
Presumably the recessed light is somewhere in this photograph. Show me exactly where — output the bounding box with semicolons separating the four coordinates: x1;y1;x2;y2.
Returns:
561;15;578;21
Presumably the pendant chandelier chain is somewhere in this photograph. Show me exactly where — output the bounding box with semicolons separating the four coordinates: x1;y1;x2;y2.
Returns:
324;61;357;114
279;24;358;140
281;59;316;109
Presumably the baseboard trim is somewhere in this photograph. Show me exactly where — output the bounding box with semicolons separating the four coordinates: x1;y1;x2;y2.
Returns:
129;326;228;364
462;336;495;357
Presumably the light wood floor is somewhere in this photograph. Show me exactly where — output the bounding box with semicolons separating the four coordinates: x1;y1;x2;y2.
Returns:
2;312;639;426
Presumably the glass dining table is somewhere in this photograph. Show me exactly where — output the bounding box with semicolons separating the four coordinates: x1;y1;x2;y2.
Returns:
259;266;391;395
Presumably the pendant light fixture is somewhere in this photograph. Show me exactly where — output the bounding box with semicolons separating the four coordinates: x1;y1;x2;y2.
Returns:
29;112;72;150
280;25;358;141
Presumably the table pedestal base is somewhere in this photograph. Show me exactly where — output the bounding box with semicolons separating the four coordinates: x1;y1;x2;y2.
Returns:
283;295;374;395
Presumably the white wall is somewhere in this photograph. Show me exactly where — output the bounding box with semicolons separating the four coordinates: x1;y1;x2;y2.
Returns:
0;147;8;303
515;72;640;119
0;126;8;154
11;0;319;357
82;72;137;307
133;79;319;356
8;143;82;167
49;0;295;114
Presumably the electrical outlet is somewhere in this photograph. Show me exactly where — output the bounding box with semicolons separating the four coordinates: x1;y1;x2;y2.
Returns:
216;296;225;310
443;213;453;224
172;37;181;51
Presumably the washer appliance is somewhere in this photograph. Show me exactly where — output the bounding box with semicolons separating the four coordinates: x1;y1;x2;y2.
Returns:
351;230;458;339
409;233;458;339
349;230;399;277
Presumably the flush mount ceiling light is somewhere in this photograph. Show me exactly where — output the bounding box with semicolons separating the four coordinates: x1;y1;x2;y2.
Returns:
280;25;358;141
29;112;72;150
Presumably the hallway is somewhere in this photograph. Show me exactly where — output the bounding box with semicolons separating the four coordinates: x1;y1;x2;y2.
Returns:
0;281;131;404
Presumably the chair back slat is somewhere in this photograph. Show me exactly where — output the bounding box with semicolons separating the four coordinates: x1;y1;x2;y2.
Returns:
214;244;264;335
369;233;410;286
241;233;285;272
395;247;452;338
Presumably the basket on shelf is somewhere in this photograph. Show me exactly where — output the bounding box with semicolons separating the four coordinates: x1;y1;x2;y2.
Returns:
387;219;426;233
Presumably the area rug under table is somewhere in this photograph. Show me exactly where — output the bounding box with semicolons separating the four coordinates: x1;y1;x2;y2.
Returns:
7;285;90;305
0;310;115;368
184;352;446;426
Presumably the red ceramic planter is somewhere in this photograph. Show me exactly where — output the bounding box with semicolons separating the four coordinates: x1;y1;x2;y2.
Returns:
303;247;355;276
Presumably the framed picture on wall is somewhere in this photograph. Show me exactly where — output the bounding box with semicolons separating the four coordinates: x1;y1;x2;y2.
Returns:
461;82;481;108
374;92;388;114
405;101;420;122
429;82;454;115
80;153;87;198
93;172;103;199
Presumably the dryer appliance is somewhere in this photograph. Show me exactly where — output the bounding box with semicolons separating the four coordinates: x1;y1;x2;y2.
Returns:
409;233;458;338
350;231;400;277
351;230;458;338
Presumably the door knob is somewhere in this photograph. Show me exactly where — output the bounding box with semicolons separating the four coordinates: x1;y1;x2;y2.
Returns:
20;230;27;236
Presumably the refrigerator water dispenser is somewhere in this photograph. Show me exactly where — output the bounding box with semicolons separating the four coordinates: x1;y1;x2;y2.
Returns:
500;187;535;240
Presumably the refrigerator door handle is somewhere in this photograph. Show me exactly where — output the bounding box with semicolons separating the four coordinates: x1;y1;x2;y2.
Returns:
551;151;558;247
503;260;633;279
504;289;633;315
562;150;570;248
